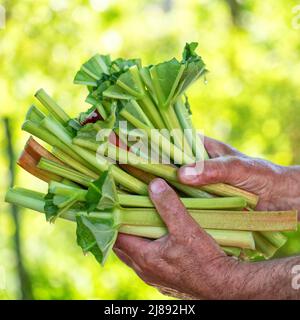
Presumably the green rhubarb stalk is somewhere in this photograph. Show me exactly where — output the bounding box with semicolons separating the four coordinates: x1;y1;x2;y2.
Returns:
71;139;252;200
253;232;278;259
260;231;287;248
116;65;166;130
119;225;255;249
41;116;148;195
48;181;297;231
149;62;194;157
52;147;99;180
49;181;245;209
117;208;297;231
169;181;212;198
105;143;259;207
22;120;89;166
37;158;93;187
118;194;246;209
174;98;209;160
158;105;194;158
5;187;45;212
119;109;194;165
139;94;166;130
49;181;87;199
35;88;70;125
4;188;256;250
26;105;46;123
72;138;212;198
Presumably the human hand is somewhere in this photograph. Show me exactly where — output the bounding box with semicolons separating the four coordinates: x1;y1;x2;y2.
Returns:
178;137;300;214
114;178;240;300
114;178;300;300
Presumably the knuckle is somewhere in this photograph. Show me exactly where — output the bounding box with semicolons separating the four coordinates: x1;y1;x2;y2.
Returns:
227;156;243;168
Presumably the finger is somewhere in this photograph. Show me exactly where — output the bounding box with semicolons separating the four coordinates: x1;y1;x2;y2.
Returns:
148;178;203;237
204;136;244;158
114;233;151;266
113;248;136;268
113;247;147;280
178;157;243;187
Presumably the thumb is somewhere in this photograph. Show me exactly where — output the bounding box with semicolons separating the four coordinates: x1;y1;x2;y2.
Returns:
148;178;206;239
178;157;242;187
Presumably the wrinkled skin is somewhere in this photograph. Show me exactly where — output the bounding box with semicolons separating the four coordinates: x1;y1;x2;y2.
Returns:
114;137;300;299
179;137;300;215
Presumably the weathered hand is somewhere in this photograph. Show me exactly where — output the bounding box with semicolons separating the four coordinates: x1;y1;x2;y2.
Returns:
114;178;239;300
114;178;300;300
178;137;300;214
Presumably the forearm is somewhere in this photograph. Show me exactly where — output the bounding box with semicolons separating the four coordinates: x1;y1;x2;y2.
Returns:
230;255;300;299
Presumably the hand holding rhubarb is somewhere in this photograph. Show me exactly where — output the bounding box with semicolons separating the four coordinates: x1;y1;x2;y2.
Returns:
4;43;299;269
115;178;300;300
179;136;300;217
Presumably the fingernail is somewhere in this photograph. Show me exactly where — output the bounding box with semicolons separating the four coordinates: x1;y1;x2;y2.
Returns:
179;166;199;181
150;179;167;194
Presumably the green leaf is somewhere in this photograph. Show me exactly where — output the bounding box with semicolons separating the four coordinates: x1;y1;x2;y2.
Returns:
89;80;112;101
44;192;80;223
182;42;199;62
86;170;119;212
74;70;98;86
103;84;136;100
116;65;145;98
111;58;141;73
149;58;185;108
175;43;208;97
140;67;155;94
74;54;111;87
76;214;118;266
122;100;153;127
44;193;59;222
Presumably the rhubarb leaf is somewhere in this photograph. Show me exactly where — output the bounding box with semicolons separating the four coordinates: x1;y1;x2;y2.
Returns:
140;66;155;95
175;42;207;97
103;84;136;100
182;42;199;62
111;58;141;74
74;70;98;86
149;58;185;108
44;192;80;223
89;80;112;101
122;100;153;127
86;170;118;212
116;65;145;98
44;193;59;222
74;54;111;86
76;214;118;266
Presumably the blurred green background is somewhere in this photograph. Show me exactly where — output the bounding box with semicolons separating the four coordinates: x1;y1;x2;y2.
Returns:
1;0;300;299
